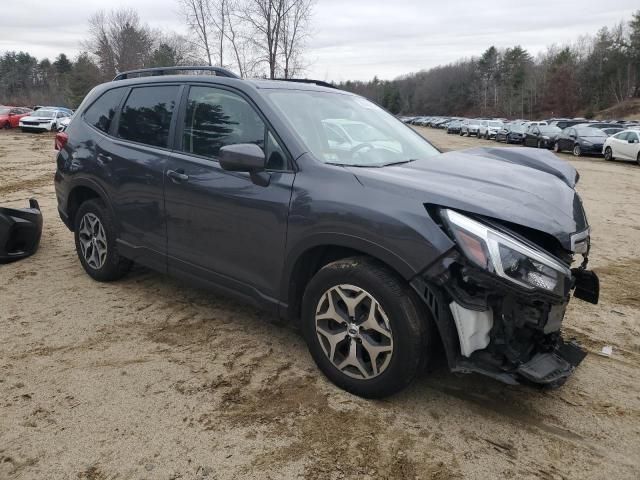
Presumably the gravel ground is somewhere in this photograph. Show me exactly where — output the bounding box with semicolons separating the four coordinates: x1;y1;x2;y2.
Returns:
1;127;639;480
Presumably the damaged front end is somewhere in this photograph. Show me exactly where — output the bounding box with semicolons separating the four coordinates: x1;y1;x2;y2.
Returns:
0;199;43;264
413;207;598;388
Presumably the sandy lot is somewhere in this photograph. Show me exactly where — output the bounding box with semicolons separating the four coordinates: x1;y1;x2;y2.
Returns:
1;127;639;480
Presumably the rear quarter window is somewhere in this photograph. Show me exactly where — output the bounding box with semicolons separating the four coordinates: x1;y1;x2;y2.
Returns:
117;85;179;148
84;88;126;133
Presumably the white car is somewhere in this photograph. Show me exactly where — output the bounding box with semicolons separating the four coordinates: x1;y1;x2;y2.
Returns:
603;130;640;165
478;120;504;139
19;109;71;133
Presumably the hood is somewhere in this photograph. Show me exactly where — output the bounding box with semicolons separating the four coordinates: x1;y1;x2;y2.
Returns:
348;147;586;251
21;115;53;122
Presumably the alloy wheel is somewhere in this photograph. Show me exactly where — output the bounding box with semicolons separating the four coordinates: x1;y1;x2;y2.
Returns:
604;147;612;161
78;212;108;270
315;284;393;380
573;145;581;156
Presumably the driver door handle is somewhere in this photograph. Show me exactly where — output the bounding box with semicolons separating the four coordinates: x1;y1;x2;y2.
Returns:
167;169;189;183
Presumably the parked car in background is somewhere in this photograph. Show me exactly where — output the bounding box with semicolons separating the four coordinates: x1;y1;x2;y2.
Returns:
495;123;527;144
548;119;583;130
554;127;608;156
0;106;32;129
446;120;462;134
33;106;74;116
522;121;548;129
601;127;623;136
478;120;503;139
603;130;640;165
523;125;562;149
19;108;72;132
461;119;481;136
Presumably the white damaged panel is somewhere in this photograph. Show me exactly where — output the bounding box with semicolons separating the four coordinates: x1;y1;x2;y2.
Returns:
449;302;493;357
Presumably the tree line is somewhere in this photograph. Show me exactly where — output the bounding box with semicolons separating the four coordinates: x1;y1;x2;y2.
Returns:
341;11;640;119
0;0;314;108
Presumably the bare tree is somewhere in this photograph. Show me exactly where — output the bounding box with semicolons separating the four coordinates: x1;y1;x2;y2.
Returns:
179;0;215;65
241;0;289;78
279;0;314;78
86;9;153;77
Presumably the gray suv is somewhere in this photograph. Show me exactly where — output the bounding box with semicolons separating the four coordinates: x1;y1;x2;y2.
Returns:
54;67;599;398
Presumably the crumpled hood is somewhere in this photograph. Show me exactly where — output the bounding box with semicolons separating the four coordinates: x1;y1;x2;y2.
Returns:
349;147;587;251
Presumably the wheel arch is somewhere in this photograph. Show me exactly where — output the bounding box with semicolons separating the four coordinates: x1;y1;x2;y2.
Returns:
66;179;114;231
281;234;416;322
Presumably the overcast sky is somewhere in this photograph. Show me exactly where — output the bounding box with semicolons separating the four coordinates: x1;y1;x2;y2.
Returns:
0;0;638;81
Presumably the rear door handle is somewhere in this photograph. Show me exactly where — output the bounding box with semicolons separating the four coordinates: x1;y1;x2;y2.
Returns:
97;153;112;163
167;169;189;183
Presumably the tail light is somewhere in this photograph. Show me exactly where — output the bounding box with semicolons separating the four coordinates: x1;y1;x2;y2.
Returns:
55;131;68;151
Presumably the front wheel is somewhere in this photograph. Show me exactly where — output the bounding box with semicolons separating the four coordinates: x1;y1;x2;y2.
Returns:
2;122;10;129
74;199;132;282
301;257;430;398
573;144;582;157
604;147;614;161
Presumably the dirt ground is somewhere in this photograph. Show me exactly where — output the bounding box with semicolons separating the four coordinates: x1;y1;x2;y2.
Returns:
1;127;639;480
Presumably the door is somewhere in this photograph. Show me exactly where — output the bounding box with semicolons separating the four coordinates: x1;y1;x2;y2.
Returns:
99;84;181;272
165;85;295;304
611;132;629;159
561;128;576;151
621;131;639;160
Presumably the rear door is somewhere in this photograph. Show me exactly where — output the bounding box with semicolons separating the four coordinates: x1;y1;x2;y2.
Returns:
611;132;629;159
99;84;181;272
622;131;639;160
164;84;295;305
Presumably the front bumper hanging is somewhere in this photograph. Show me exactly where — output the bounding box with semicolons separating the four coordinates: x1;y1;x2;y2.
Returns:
0;198;43;263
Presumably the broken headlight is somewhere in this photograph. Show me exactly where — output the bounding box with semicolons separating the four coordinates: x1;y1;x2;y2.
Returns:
443;209;571;296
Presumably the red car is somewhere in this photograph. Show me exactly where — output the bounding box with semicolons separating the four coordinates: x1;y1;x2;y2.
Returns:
0;106;33;129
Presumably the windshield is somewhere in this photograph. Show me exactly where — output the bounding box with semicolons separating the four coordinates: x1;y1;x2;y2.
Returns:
576;127;607;137
539;126;561;135
34;110;55;118
509;125;526;133
488;121;502;127
265;90;440;166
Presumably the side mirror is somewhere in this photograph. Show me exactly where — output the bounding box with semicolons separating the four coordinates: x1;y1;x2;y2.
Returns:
629;139;637;144
219;143;269;186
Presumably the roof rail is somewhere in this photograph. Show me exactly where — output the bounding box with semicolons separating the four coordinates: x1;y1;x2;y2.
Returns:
113;66;240;81
273;78;337;89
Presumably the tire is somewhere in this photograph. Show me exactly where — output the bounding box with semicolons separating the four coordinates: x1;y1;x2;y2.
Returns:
74;199;132;282
554;142;561;153
637;152;640;166
459;130;464;136
573;144;582;157
50;123;57;132
301;257;430;398
2;122;10;129
604;147;614;161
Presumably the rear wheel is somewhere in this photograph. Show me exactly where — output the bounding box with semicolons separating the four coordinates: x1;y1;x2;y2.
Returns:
604;147;614;161
554;142;561;153
573;144;582;157
2;122;10;129
74;199;132;282
301;257;430;398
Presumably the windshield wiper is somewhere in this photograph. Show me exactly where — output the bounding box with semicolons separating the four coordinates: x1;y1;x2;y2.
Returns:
380;159;418;167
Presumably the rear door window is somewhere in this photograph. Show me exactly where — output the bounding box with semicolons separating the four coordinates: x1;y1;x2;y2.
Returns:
84;88;126;134
117;86;179;148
